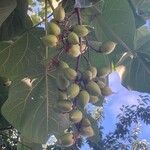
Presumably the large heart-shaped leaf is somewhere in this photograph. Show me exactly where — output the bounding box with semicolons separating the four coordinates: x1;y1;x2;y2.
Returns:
17;142;42;150
0;0;17;27
81;0;136;67
123;26;150;93
1;29;70;143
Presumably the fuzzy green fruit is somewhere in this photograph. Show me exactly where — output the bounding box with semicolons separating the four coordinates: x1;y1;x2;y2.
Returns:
57;100;73;113
63;68;77;81
82;70;93;81
73;25;89;37
89;66;97;78
78;90;90;107
101;86;112;97
59;61;69;69
80;126;94;137
48;22;61;36
97;80;105;89
68;32;79;44
59;133;74;147
81;118;91;127
42;35;58;47
0;77;11;87
69;109;83;123
101;41;117;54
67;83;80;99
56;75;70;90
68;44;81;58
53;5;65;21
90;95;99;104
58;91;68;100
86;81;101;96
97;67;111;78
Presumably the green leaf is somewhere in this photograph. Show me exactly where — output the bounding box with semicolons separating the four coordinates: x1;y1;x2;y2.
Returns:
0;0;17;27
1;29;70;143
81;0;136;67
123;26;150;92
17;142;42;150
74;0;101;8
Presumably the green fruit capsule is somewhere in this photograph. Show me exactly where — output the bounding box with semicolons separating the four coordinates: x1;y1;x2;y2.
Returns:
63;68;77;81
90;95;99;104
80;126;94;137
59;133;74;147
82;70;93;81
56;75;70;90
78;90;90;107
101;41;117;54
58;91;68;100
67;83;80;99
81;118;91;127
68;32;79;44
53;5;65;21
48;22;61;36
57;100;73;113
89;66;97;78
68;44;81;58
59;61;69;69
41;35;58;47
101;86;112;97
97;67;111;78
86;81;101;96
97;80;105;89
73;25;89;37
69;109;83;123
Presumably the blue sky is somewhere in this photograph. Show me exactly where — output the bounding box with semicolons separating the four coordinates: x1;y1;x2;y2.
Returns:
102;72;150;140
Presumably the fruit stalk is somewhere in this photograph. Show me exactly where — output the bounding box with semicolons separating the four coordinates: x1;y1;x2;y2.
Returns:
75;8;82;73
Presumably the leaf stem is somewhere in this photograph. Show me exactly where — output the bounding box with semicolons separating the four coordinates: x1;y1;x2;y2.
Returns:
45;0;49;134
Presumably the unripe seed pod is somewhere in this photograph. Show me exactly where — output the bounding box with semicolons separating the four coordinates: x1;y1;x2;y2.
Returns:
78;90;90;107
53;5;65;21
101;41;117;54
82;70;93;81
89;66;97;78
69;109;83;123
0;77;11;87
67;83;80;99
48;22;61;36
97;67;111;78
57;100;73;113
68;44;81;58
41;35;58;47
97;80;105;89
80;118;91;127
80;126;94;137
73;25;89;37
86;81;101;96
68;32;79;44
90;95;99;104
59;61;69;69
56;75;70;90
63;68;77;81
58;91;68;100
101;86;112;97
59;133;74;147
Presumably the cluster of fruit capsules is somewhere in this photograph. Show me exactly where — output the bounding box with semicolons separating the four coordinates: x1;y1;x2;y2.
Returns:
51;60;96;147
41;3;89;58
40;3;117;148
53;60;113;147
